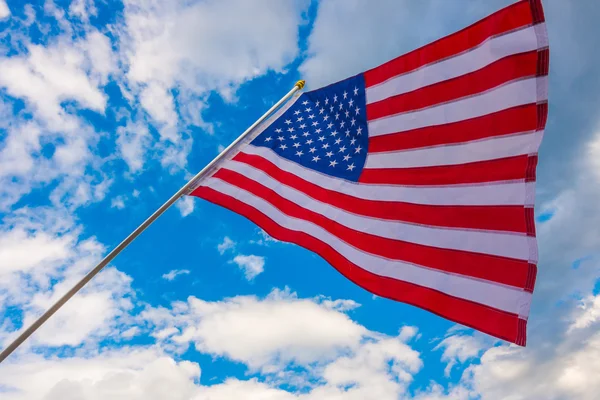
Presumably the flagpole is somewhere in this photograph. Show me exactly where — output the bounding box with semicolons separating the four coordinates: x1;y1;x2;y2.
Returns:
0;80;306;364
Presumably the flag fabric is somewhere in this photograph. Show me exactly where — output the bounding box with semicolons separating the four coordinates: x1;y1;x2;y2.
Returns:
189;0;549;346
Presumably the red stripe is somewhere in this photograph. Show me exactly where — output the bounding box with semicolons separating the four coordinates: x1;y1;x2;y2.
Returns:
234;152;529;233
525;155;538;182
209;168;531;289
369;104;537;153
537;102;548;130
360;154;531;186
529;0;545;24
364;1;534;87
367;51;539;121
191;186;527;346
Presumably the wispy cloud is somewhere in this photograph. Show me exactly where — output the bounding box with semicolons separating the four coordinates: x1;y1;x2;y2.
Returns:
161;269;190;281
217;236;236;255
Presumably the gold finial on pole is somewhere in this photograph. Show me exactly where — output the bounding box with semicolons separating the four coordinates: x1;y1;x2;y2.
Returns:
295;80;306;90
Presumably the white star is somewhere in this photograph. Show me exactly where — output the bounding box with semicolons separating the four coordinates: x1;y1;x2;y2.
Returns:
302;131;310;137
345;110;350;118
280;144;288;150
330;105;334;112
315;128;322;134
305;107;312;113
290;134;298;140
293;142;300;148
312;121;319;127
287;127;295;132
308;114;315;119
327;123;334;129
339;146;347;153
302;100;309;105
339;103;343;110
318;136;326;142
315;100;320;107
312;155;321;162
278;136;285;141
323;115;329;122
343;154;351;161
340;121;346;128
350;138;357;145
335;138;342;145
343;90;348;99
330;130;338;137
347;163;355;171
306;139;314;145
297;116;304;122
350;118;356;126
329;160;338;167
355;145;362;153
285;119;292;125
345;129;351;136
353;87;359;95
335;113;340;120
355;106;360;115
309;147;317;153
275;128;282;133
333;94;338;102
357;127;363;135
265;136;272;142
296;150;304;156
326;151;334;158
322;143;330;149
294;110;301;115
319;108;325;115
348;99;354;107
325;98;329;105
299;123;307;129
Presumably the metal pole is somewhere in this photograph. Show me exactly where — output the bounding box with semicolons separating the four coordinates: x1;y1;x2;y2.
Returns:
0;80;305;364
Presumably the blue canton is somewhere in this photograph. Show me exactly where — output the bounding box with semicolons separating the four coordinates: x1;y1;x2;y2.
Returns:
252;74;368;182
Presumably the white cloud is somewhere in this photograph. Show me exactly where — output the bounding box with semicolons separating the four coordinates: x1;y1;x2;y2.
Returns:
569;294;600;332
144;288;369;370
0;26;117;210
0;0;10;19
176;196;195;217
68;0;97;23
0;34;110;128
113;0;310;170
122;0;308;93
121;326;140;339
139;82;178;141
434;334;487;377
110;195;126;209
0;347;201;400
0;207;136;351
231;254;265;280
116;119;152;173
250;228;282;246
162;269;190;281
217;236;236;255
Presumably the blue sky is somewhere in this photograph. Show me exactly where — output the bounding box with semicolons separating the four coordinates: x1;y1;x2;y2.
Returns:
0;0;599;399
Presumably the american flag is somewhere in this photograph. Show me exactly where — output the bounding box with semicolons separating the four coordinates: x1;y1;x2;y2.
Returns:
190;0;549;346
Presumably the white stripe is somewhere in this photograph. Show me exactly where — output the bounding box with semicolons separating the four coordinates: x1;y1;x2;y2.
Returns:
366;24;545;104
220;159;533;261
242;144;534;206
365;130;544;169
201;177;532;317
368;77;545;137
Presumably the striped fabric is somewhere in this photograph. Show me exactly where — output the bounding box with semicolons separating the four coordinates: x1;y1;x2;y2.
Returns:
189;0;549;345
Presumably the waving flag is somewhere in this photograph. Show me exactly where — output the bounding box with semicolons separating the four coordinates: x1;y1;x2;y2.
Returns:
190;0;548;345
